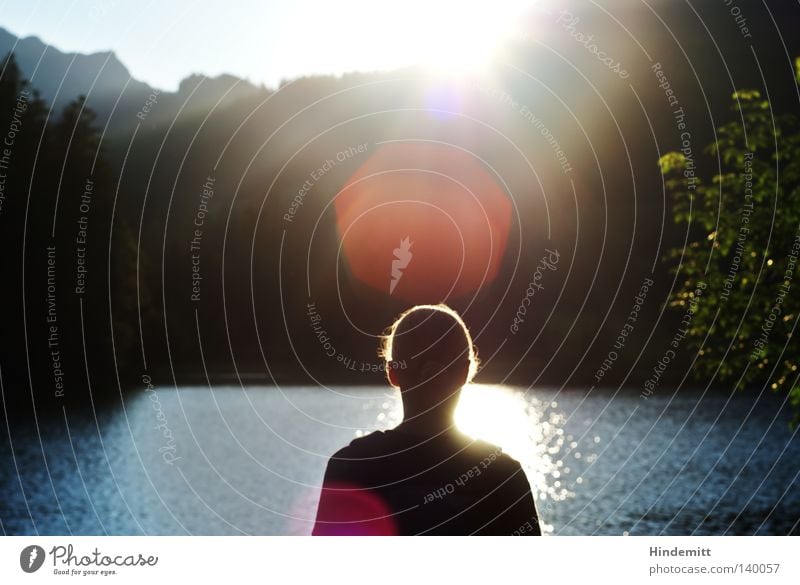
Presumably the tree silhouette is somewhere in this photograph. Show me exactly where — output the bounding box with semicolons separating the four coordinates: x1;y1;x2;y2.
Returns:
0;52;143;407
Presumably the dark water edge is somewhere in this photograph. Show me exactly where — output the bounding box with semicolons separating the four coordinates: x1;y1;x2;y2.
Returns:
1;385;798;535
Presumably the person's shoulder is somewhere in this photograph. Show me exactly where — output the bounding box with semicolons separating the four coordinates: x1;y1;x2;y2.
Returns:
466;437;524;472
329;430;393;460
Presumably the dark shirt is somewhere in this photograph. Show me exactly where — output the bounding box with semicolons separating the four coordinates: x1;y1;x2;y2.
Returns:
313;426;541;535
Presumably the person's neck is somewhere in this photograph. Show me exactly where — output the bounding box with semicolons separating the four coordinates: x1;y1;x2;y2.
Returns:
398;406;457;438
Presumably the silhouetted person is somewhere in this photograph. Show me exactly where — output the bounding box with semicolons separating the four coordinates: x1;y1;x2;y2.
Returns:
313;304;541;535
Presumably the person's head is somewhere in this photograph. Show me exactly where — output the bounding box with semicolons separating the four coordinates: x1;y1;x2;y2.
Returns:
380;304;478;420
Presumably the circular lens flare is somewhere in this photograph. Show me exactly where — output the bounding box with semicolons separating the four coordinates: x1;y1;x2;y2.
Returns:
335;142;511;302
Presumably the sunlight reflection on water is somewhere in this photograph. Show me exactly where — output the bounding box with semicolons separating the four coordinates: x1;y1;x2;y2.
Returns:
367;383;578;534
456;384;574;534
4;385;798;535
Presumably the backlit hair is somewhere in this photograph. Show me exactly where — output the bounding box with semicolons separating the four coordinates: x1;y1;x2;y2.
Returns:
380;304;478;384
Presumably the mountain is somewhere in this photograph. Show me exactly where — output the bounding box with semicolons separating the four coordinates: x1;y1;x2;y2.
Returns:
3;0;800;136
0;26;267;135
0;27;149;113
1;2;800;399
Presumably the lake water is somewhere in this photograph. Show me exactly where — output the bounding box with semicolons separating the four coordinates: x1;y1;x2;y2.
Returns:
1;384;798;535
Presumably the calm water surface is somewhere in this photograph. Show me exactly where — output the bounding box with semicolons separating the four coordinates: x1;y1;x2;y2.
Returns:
1;385;798;535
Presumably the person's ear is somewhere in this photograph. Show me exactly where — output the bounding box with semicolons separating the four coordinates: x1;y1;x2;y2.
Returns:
387;363;400;388
456;358;470;386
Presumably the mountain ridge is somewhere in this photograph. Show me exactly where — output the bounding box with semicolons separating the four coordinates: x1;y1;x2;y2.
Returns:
0;25;266;134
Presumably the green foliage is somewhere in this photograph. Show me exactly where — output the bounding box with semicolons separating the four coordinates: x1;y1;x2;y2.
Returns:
660;59;800;426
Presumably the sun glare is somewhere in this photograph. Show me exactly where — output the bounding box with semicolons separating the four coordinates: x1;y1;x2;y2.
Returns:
415;6;506;74
370;1;531;76
286;1;534;81
455;384;570;514
455;384;538;464
419;2;531;75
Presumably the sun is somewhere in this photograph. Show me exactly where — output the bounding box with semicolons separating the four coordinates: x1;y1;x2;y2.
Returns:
354;0;531;77
282;1;535;82
413;1;529;75
413;7;500;74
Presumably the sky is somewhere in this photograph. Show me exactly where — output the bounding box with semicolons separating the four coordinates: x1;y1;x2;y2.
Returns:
0;0;539;91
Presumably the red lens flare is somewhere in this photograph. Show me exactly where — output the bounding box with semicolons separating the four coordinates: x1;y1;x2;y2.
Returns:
335;142;512;302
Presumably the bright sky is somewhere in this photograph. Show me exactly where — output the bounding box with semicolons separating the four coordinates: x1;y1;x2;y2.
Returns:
0;0;539;91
